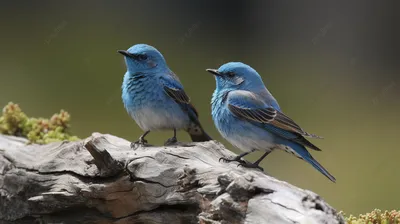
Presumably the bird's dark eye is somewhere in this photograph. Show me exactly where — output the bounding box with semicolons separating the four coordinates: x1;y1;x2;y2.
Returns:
227;72;235;78
138;54;148;60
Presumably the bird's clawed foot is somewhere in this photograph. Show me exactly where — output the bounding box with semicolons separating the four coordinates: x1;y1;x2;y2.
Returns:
164;129;178;146
219;156;264;171
236;151;270;171
164;136;178;146
130;137;149;150
237;162;264;171
219;151;251;165
219;150;267;172
219;156;246;164
130;131;151;150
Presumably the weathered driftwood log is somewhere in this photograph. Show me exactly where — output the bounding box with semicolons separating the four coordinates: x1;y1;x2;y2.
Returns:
0;133;344;224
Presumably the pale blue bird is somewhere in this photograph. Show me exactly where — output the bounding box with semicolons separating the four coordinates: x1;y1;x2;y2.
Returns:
118;44;211;147
206;62;335;182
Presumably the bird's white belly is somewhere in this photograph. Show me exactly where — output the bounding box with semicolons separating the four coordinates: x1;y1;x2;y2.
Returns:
223;132;276;153
129;107;188;131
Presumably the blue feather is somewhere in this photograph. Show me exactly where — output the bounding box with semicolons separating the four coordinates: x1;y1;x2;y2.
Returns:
283;141;336;182
209;62;335;182
120;44;211;142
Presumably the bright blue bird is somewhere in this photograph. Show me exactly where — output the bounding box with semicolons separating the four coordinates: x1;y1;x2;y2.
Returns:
118;44;211;147
206;62;335;182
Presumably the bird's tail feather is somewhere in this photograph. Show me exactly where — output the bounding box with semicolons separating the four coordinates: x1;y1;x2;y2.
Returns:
303;154;336;183
189;131;212;142
304;132;324;139
186;123;212;142
286;141;336;182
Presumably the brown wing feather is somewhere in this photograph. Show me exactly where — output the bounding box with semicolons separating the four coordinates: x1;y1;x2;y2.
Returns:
228;104;323;151
228;105;276;123
163;86;199;118
164;86;190;104
272;111;323;139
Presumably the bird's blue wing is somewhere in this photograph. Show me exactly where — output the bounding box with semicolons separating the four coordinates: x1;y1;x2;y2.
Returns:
160;71;199;122
227;90;322;150
159;71;212;142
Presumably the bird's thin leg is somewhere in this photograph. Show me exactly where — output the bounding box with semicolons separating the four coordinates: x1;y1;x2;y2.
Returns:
164;129;178;146
139;130;151;143
238;151;272;171
130;131;150;149
219;151;252;164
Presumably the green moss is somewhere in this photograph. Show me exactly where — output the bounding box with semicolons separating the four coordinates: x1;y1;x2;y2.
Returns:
342;209;400;224
0;102;79;144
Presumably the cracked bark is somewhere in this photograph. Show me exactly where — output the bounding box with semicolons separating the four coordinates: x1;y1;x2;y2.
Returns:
0;133;345;224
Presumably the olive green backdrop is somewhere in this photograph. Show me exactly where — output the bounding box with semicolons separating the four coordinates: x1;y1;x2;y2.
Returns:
1;0;399;215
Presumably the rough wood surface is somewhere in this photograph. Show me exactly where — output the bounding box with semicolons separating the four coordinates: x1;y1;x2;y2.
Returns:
0;133;345;224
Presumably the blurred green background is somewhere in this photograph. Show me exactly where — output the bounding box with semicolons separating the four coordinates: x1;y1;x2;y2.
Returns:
0;0;399;215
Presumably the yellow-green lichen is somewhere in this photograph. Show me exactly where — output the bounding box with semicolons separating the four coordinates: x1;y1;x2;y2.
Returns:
0;102;79;144
342;209;400;224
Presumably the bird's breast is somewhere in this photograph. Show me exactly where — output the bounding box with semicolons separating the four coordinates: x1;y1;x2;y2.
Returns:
211;92;238;140
122;77;190;131
211;91;277;152
122;77;156;108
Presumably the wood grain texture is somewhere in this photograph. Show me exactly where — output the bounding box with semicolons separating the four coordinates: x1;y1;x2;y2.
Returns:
0;133;344;224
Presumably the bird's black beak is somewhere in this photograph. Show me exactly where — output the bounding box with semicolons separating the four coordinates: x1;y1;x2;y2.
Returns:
118;50;135;58
206;69;221;77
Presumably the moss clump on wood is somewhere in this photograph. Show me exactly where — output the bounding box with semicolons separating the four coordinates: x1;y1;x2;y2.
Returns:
342;209;400;224
0;102;79;144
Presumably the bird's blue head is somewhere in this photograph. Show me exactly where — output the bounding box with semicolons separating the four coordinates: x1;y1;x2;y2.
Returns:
206;62;266;92
118;44;167;74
